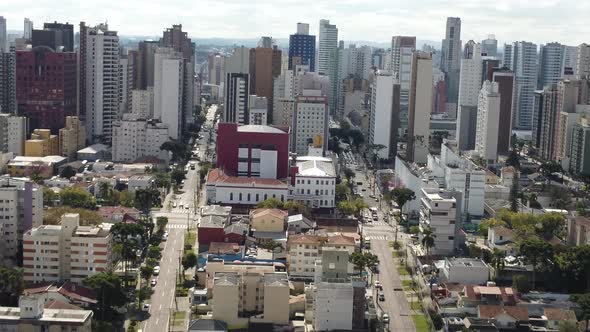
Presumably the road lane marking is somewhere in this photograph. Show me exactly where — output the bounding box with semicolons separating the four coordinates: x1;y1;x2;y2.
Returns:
159;304;162;310
156;318;159;325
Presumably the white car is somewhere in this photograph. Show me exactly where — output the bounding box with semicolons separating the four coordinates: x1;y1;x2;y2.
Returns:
374;280;382;289
150;278;157;287
382;313;390;323
153;266;160;275
142;303;150;312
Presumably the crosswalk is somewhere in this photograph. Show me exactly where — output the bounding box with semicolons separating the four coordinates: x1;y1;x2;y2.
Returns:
166;224;188;229
168;207;196;214
364;235;390;240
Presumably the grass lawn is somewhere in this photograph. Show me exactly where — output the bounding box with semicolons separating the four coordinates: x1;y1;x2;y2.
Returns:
402;279;414;290
410;301;422;311
392;251;399;258
398;266;410;276
171;311;187;326
412;315;429;332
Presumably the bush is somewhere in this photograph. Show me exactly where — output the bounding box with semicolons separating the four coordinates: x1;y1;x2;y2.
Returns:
409;226;420;234
513;275;530;293
392;241;401;250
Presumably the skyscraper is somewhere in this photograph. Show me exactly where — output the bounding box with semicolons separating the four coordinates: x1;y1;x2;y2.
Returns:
577;43;590;79
153;48;184;140
408;51;433;163
288;23;316;71
0;17;6;53
475;81;501;163
508;41;538;130
23;18;33;40
369;73;400;159
250;44;282;122
391;36;416;136
481;35;498;57
79;22;120;143
318;19;338;76
292;92;328;155
0;51;16;114
490;68;515;155
224;73;250;124
16;46;77;132
440;17;462;105
538;42;565;89
33;22;74;52
456;42;482;150
502;43;513;69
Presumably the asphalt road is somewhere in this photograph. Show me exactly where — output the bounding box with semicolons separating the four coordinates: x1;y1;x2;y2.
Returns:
142;105;217;332
348;159;416;331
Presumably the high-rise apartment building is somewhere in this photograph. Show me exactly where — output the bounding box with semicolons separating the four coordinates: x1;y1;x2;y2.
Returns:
407;52;432;163
440;17;462;104
249;45;282;122
153;48;184;139
130;88;154;119
23;213;113;284
0;176;42;266
112;115;170;163
570;118;590;175
292;92;329;156
481;35;498;57
577;43;590;79
288;23;316;71
248;95;268;125
134;40;159;89
0;50;16;114
539;42;565;89
33;22;74;52
318;19;338;76
224;73;250;124
0;17;6;53
456;42;482;151
0;113;26;155
369;74;400;159
502;43;513;69
532;84;560;160
391;36;416;135
23;19;33;40
505;41;538;130
475;81;501;163
59;116;86;160
79;22;120;144
118;55;133;114
225;46;250;74
490;68;515;155
340;44;372;80
16;47;77;132
208;53;226;85
419;188;460;254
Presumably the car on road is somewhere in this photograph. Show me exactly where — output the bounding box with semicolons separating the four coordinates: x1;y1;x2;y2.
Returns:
150;278;157;287
382;313;390;323
153;266;160;275
374;280;382;290
369;194;376;199
378;292;385;301
142;303;150;312
162;233;168;241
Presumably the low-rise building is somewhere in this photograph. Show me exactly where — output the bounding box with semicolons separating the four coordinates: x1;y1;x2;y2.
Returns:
0;176;43;266
23;281;98;308
418;188;460;255
0;295;93;331
477;304;529;330
59;116;86;161
111;115;170;163
438;258;490;285
568;216;590;246
128;175;155;193
287;214;316;234
76;144;109;162
250;209;287;233
543;307;577;331
205;168;289;206
23;213;113;284
25;129;59;157
7;155;68;178
290;156;336;209
487;226;517;256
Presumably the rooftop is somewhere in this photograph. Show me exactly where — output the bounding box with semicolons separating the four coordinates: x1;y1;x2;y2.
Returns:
446;258;488;268
264;272;289;287
237;124;288;134
201;205;232;217
543;307;577;321
199;215;228;228
77;143;109;154
478;304;529;321
288;233;322;245
209;242;243;255
0;306;93;323
250;208;288;220
206;168;288;187
296;156;335;177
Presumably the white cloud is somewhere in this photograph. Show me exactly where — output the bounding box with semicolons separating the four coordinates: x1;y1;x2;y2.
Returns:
2;0;588;46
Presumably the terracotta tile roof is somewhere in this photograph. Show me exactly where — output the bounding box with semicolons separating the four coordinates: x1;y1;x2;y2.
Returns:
206;168;288;187
45;300;83;310
288;233;321;245
464;285;518;305
209;242;243;255
23;283;53;295
58;281;97;304
326;233;356;246
544;307;577;321
250;208;288;220
478;304;529;321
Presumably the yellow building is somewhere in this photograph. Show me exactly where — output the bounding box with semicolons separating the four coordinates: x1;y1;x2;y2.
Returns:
25;129;59;157
249;208;287;233
59;116;86;160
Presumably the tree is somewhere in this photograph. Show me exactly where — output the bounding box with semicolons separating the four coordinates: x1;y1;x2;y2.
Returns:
140;265;154;281
160;140;188;162
537;213;565;239
257;198;284;209
520;238;554;289
119;191;135;207
43;207;104;225
60;165;77;179
199;162;213;182
578;201;588;217
83;272;126;320
98;182;113;203
558;321;579;332
430;311;444;330
156;216;169;232
352;197;368;213
510;174;520;212
60;186;96;209
409;226;420;234
338;201;357;216
283;201;311;218
134;188;160;213
335;183;350;202
147;245;162;259
390;188;416;217
421;228;436;259
349;252;379;274
540;161;563;178
512;275;530;294
0;266;24;306
170;167;186;186
182;251;198;275
478;218;508;236
154;172;171;190
111;222;144;287
571;293;590;332
506;149;521;170
491;249;506;279
42;186;58;206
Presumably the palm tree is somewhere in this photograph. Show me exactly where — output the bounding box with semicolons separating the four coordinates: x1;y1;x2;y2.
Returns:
491;249;505;280
421;228;436;260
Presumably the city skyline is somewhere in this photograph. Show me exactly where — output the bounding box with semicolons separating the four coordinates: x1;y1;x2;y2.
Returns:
2;0;589;46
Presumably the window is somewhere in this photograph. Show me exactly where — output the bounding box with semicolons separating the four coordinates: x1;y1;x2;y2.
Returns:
256;193;259;201
239;193;242;201
230;193;233;201
448;236;454;240
247;193;251;201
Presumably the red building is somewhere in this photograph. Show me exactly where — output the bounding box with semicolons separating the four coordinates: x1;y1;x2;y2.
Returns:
216;123;290;179
16;46;77;133
434;80;447;114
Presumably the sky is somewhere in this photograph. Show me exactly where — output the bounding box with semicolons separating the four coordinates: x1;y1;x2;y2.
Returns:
2;0;589;46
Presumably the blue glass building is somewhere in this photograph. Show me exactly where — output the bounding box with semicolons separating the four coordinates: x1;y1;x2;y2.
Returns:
288;33;316;71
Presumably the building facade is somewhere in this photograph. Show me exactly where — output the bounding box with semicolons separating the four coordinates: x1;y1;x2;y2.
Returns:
224;73;250;124
153;47;184;140
292;93;329;156
408;51;432;163
290;156;336;209
419;188;458;255
369;74;400;159
475;81;501;163
25;129;59;157
111;115;170;163
0;113;26;155
456;42;482;151
0;50;16;114
440;17;462;105
59;116;86;160
288;23;316;71
505;41;538;130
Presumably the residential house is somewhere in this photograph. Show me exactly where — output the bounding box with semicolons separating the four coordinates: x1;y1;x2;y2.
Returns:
22;282;97;308
477;304;529;330
287;214;316;234
437;258;491;285
543;307;577;331
487;226;517;256
250;209;287;233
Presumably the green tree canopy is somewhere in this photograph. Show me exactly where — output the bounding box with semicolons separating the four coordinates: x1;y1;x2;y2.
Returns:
571;293;590;332
83;272;127;319
42;186;58;206
0;266;24;306
182;251;198;273
43;207;104;225
60;186;96;209
390;188;416;215
338;201;357;216
349;252;379;273
257;197;284;209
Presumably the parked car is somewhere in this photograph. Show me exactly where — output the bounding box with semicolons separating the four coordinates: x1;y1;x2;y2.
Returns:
142;303;150;312
378;292;385;301
382;313;390;323
153;266;160;275
150;278;157;287
374;280;382;290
